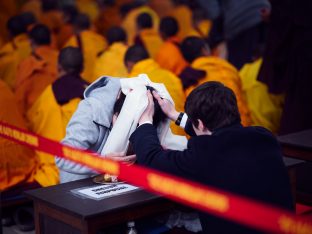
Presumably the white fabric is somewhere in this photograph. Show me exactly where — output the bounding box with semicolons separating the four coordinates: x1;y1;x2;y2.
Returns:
101;74;187;155
180;113;188;129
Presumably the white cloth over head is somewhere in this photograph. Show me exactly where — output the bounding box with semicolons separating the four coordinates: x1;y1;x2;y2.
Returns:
101;74;187;155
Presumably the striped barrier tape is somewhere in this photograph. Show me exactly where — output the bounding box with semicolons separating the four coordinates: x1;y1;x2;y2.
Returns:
0;121;312;234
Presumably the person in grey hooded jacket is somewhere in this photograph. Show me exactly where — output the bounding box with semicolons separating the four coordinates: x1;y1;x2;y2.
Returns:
55;76;134;183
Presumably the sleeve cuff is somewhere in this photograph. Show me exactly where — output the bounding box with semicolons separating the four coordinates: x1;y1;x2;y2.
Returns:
180;113;188;129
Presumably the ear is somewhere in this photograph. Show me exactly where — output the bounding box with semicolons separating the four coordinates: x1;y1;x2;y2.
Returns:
197;119;207;132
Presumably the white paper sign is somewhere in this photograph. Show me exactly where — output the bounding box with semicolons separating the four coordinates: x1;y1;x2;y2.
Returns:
73;183;140;200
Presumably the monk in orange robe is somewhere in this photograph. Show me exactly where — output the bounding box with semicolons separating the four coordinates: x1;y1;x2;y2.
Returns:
134;12;162;59
56;5;78;49
180;37;252;126
125;45;186;136
121;3;159;45
95;1;122;36
15;24;58;117
93;27;128;79
169;1;194;40
0;15;32;89
27;47;89;187
155;16;188;75
0;80;38;191
64;13;107;83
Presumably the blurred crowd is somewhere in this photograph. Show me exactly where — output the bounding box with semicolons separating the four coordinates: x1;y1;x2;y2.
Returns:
0;0;311;197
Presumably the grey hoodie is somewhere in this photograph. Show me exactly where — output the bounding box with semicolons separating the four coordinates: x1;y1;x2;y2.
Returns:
55;77;121;183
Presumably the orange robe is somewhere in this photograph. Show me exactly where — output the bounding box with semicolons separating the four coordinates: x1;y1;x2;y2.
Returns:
122;5;159;45
27;82;86;186
187;57;252;126
64;30;107;83
0;34;31;89
95;5;122;35
56;23;74;49
129;58;186;136
155;36;188;75
170;5;194;40
137;28;163;59
0;80;37;191
15;46;58;116
93;42;128;79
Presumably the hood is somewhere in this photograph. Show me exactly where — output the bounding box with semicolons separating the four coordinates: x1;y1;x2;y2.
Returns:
83;76;121;127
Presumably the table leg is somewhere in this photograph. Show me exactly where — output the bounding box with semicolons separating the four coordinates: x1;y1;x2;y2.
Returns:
34;203;41;234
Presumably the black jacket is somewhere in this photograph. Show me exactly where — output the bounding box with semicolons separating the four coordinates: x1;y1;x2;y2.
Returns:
130;123;294;233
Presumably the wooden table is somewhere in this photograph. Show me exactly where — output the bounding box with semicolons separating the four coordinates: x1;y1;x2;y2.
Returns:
25;178;174;234
278;129;312;162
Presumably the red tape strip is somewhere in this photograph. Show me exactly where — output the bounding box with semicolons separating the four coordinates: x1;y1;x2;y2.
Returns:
0;121;312;234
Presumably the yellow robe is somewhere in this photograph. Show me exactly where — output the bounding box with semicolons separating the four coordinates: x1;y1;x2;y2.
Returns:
187;57;252;126
138;29;163;59
93;42;128;79
155;36;188;75
64;30;107;83
170;5;193;40
0;80;37;190
76;0;99;23
187;20;212;38
239;59;283;133
121;5;159;45
0;34;31;89
26;85;82;187
129;59;186;135
15;46;58;116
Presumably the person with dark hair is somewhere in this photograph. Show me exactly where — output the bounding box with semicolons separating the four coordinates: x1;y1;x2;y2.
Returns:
121;1;159;45
64;13;107;83
15;24;58;117
155;16;188;75
20;12;37;31
56;5;78;49
27;47;89;187
180;36;251;126
134;12;162;58
0;15;32;89
129;81;294;233
93;26;128;79
39;0;63;35
125;45;185;136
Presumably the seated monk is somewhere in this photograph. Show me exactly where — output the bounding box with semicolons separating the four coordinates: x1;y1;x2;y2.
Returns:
155;16;188;75
134;12;162;59
93;26;128;79
181;36;252;126
0;80;37;191
27;47;89;187
125;45;186;136
121;2;159;45
169;0;194;40
15;24;58;117
64;13;107;83
240;58;283;133
0;15;31;89
56;5;78;49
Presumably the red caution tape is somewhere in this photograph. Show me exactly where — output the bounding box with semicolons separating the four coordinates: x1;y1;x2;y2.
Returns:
0;121;312;234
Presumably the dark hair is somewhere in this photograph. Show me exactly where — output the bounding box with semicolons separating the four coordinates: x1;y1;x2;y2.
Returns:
7;15;27;37
59;47;83;74
29;24;51;45
20;12;37;28
181;36;207;63
136;12;153;29
114;86;167;127
62;5;79;24
124;45;149;65
41;0;59;11
106;26;127;45
185;81;241;131
74;13;91;30
159;17;179;38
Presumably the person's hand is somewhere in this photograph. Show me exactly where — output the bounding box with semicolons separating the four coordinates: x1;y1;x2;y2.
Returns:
139;90;155;125
105;152;136;165
152;91;179;121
